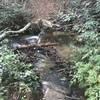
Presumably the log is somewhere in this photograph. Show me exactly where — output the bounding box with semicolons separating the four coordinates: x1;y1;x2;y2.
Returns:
12;43;58;50
0;22;32;42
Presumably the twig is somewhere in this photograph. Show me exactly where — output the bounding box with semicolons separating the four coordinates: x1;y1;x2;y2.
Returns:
0;27;9;34
57;68;66;72
65;95;81;100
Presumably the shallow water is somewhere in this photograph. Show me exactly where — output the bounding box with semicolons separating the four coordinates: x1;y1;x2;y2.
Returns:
33;32;77;100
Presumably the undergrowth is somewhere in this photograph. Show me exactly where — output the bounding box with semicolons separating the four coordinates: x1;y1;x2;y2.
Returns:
0;40;41;100
57;0;100;99
0;1;41;99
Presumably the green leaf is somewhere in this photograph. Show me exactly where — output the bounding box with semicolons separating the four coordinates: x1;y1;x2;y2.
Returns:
87;70;97;84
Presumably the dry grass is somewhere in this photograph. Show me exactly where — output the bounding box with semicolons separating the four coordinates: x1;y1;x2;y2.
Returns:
21;0;68;20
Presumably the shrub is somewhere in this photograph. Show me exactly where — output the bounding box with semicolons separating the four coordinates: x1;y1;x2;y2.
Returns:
0;0;32;31
0;41;41;99
71;46;100;100
59;0;100;99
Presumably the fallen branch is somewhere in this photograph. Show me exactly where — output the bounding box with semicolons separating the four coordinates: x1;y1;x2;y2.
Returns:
12;43;58;50
0;19;61;42
0;22;32;42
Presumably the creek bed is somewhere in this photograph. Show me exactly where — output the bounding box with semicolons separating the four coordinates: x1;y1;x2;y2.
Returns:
9;32;85;100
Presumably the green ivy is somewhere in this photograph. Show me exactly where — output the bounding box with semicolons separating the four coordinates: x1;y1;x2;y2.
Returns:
65;0;100;99
0;42;41;99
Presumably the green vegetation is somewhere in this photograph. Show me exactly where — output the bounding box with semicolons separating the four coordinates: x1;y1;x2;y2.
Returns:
0;0;32;30
0;0;100;100
57;0;100;99
0;1;41;99
72;31;100;100
60;0;100;100
0;41;41;99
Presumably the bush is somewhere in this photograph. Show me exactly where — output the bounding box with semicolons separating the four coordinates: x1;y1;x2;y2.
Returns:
58;0;100;100
0;0;32;31
71;45;100;100
0;41;41;99
56;11;76;33
71;20;100;100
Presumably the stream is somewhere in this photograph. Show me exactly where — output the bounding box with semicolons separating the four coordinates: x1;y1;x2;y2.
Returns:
9;32;85;100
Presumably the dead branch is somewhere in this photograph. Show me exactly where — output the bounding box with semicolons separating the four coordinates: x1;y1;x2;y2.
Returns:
65;95;81;100
12;43;58;50
0;22;32;42
0;19;60;42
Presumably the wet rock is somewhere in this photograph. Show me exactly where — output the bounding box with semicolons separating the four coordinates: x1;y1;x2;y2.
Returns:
21;31;46;44
42;80;69;100
11;42;21;49
23;35;39;44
